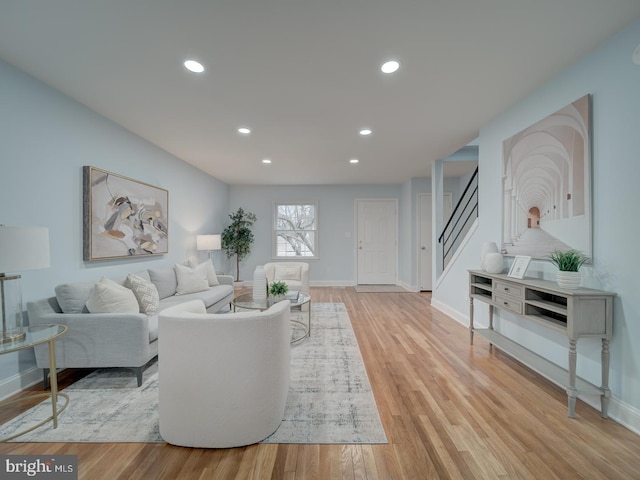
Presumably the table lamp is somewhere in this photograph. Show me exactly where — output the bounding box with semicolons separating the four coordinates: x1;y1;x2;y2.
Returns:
0;226;50;344
196;234;221;261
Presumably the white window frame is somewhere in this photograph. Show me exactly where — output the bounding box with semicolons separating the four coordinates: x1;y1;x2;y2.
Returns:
272;201;319;259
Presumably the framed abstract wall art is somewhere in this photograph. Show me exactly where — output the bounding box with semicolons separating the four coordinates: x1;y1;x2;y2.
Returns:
83;166;168;261
501;94;592;260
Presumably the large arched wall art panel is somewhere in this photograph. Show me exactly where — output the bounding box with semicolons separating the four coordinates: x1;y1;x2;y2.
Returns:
501;94;592;259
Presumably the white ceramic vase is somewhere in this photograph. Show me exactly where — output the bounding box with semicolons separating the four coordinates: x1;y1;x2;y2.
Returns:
484;252;504;274
556;271;581;289
252;266;267;300
480;242;499;271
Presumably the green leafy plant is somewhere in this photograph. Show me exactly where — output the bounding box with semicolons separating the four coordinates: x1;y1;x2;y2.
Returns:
221;207;257;281
548;249;589;272
269;281;289;296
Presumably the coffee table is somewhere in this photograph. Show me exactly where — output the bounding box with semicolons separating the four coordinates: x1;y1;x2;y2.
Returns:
232;292;311;344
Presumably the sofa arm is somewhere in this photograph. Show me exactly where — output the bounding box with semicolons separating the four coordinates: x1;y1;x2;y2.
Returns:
27;298;152;369
217;275;234;286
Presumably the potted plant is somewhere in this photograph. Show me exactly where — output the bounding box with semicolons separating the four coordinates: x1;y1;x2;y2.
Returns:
269;280;289;301
548;249;589;289
221;207;257;287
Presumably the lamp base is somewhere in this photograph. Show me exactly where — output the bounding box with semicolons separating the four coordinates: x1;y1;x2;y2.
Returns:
0;331;26;344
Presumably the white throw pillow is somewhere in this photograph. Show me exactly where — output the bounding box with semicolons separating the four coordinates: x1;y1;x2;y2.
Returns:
174;263;209;295
124;273;160;315
187;257;220;286
275;265;302;281
86;277;139;314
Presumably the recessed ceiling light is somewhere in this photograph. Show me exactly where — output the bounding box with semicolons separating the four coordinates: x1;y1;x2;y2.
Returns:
184;59;205;73
349;159;359;164
262;159;272;164
381;60;400;74
238;127;251;134
359;129;372;136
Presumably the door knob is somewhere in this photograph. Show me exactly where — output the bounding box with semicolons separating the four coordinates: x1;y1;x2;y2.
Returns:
421;246;426;250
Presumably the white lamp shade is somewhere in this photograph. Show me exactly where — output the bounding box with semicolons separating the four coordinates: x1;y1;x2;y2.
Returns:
0;226;50;273
196;234;221;251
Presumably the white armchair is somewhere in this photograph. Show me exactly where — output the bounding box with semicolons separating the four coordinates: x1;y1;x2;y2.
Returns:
264;262;310;293
158;299;291;448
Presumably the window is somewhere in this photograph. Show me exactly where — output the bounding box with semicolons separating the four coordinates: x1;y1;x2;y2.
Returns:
273;202;318;258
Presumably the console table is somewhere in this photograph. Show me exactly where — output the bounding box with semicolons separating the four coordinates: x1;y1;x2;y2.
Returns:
468;270;615;418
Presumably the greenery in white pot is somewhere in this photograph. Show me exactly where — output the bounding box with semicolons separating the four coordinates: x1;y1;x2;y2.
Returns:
221;207;257;282
548;249;589;272
269;281;288;299
548;249;589;289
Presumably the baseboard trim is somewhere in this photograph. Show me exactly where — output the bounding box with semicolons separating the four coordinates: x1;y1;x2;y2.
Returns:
0;366;43;402
431;299;640;436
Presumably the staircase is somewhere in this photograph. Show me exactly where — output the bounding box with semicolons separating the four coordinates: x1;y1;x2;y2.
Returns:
438;167;478;269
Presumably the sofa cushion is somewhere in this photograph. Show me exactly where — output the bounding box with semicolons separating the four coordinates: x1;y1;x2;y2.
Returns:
275;265;302;281
187;258;220;286
86;277;139;314
174;264;209;295
55;280;96;313
125;273;160;316
148;267;178;300
159;284;233;311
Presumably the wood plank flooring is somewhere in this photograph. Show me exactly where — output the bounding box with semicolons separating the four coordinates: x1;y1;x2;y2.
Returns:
1;287;639;479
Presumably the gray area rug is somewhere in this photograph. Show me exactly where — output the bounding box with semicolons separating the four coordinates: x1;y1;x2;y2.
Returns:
0;303;387;444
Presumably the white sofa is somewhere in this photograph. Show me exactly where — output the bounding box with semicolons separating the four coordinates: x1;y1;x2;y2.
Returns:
27;264;234;388
264;262;310;293
158;299;291;448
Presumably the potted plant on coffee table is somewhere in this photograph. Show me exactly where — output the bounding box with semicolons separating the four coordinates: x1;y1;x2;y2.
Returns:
221;207;257;288
269;281;289;302
548;249;589;289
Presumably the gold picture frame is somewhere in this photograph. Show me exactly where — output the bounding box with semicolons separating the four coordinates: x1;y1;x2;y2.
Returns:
83;166;168;261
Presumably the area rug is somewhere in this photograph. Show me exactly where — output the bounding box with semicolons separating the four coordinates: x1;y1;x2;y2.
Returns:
0;303;387;444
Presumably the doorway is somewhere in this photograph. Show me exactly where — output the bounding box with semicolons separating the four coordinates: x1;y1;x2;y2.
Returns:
418;193;452;291
356;199;397;285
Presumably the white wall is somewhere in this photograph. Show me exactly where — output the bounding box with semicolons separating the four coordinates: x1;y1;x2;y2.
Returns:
433;18;640;430
0;59;229;387
229;184;402;285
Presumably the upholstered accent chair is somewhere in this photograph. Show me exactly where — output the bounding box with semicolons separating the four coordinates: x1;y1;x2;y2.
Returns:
158;299;291;448
264;262;310;293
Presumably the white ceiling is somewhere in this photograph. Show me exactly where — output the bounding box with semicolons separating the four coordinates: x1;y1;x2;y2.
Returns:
1;1;639;185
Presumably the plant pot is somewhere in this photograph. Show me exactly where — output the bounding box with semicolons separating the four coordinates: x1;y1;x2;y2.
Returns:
556;271;581;289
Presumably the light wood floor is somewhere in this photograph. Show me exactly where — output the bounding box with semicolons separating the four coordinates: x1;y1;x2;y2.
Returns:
1;287;639;479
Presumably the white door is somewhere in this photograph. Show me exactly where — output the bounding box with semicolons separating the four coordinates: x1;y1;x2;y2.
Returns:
356;199;397;284
418;193;452;291
418;194;433;291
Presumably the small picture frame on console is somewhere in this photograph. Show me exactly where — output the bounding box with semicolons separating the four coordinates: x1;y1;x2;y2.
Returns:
508;255;531;279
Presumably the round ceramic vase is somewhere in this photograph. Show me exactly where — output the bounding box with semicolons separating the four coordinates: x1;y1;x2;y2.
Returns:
484;252;504;274
480;242;499;271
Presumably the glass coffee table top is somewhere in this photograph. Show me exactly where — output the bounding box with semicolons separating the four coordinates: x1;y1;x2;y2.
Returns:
232;292;311;344
231;292;310;311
